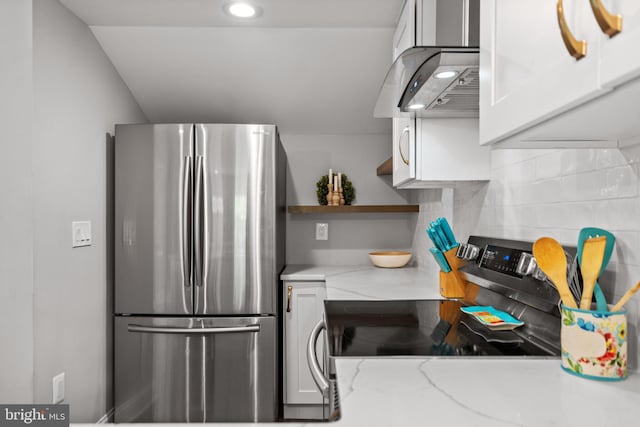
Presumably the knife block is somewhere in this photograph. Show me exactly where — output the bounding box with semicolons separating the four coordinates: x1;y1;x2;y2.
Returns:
439;248;467;299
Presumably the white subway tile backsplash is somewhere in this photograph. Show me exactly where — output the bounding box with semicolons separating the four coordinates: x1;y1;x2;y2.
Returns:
535;152;563;181
606;166;638;199
596;149;629;170
560;148;598;175
610;231;640;267
594;198;640;230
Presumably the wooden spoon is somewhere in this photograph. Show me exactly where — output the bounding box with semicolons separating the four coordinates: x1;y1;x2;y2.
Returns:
533;237;577;308
611;281;640;312
579;236;607;310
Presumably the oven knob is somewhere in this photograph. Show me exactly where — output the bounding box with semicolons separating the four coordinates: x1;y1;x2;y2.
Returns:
456;243;480;261
516;253;536;276
516;253;547;281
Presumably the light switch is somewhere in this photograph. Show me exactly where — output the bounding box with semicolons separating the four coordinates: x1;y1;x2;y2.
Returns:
72;221;92;248
52;372;64;404
315;223;328;240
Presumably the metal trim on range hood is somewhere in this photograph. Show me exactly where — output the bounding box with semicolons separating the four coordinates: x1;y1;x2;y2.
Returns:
374;46;479;119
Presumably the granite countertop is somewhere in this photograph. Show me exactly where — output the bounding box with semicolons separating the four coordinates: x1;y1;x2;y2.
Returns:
280;265;640;427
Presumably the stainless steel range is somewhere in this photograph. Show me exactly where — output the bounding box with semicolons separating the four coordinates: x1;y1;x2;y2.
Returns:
309;236;570;421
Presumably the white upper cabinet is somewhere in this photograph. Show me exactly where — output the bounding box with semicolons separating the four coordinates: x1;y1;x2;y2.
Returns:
480;0;605;146
393;0;416;61
599;1;640;87
392;117;416;187
390;0;490;187
481;0;640;147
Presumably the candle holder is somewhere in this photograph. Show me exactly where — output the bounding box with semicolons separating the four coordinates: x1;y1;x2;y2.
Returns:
326;183;333;205
315;173;356;206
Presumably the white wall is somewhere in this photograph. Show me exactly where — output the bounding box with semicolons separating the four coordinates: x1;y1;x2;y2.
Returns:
32;0;147;421
283;134;415;265
411;145;640;371
0;0;34;403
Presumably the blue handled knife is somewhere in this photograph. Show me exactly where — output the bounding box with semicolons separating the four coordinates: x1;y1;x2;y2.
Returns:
430;247;451;273
438;217;459;249
433;218;453;251
427;228;447;252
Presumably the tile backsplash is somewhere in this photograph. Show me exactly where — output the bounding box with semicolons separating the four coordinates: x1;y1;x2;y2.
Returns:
412;144;640;371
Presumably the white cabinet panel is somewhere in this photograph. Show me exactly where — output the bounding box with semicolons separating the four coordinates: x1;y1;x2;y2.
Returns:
399;118;489;188
480;0;606;145
393;0;415;61
415;118;489;182
283;281;326;406
599;1;640;87
392;117;416;187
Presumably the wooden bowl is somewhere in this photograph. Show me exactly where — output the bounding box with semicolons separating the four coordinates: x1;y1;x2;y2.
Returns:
369;251;412;268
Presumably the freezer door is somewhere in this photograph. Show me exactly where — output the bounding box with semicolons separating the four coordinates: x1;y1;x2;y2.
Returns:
194;124;278;315
115;124;194;315
114;316;277;422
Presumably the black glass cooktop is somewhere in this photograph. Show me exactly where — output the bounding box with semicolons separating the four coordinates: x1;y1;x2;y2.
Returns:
324;300;558;358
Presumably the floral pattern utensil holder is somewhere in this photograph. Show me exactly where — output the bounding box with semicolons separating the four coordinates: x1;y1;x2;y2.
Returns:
561;304;627;381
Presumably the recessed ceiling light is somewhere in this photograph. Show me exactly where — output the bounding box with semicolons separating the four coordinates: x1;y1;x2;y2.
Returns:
434;71;458;79
408;103;425;110
225;2;259;18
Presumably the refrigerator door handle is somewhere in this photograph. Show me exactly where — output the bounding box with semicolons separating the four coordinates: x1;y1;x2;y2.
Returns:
193;155;204;287
127;324;260;334
181;156;192;287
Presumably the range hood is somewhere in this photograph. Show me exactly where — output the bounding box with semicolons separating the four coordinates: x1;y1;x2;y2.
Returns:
374;46;479;118
374;0;479;119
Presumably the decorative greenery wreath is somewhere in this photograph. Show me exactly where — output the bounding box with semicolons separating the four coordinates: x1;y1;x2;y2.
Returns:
316;174;355;205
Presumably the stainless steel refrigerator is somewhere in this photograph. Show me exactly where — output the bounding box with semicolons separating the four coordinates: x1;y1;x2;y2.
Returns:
113;124;286;423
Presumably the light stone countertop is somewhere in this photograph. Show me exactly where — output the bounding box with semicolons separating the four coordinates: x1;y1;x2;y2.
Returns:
281;265;640;427
280;264;442;300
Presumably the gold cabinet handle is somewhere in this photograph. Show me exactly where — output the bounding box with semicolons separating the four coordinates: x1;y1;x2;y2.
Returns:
398;126;410;166
557;0;587;60
590;0;622;37
286;286;292;313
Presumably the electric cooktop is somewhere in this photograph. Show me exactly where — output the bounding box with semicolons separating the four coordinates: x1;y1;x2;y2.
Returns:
324;300;558;358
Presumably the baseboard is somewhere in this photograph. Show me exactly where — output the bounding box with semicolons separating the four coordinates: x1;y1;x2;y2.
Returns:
96;408;114;424
283;404;324;420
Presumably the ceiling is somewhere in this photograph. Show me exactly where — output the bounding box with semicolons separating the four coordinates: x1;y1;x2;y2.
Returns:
59;0;403;134
59;0;403;28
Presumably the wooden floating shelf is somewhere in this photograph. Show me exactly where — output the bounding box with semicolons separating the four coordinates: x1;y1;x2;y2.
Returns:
287;205;419;214
376;157;392;176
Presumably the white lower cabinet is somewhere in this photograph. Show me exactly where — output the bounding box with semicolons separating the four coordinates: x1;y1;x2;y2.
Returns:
283;281;326;420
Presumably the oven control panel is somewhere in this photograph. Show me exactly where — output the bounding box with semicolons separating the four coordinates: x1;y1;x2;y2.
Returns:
479;245;527;278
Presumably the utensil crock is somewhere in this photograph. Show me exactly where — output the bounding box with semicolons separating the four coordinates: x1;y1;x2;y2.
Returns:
560;304;627;381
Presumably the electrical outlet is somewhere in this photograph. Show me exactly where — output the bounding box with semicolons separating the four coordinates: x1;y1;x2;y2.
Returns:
52;372;64;404
315;223;328;240
72;221;92;248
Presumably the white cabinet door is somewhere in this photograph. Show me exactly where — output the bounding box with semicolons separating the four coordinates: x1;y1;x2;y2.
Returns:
599;1;640;87
283;281;326;405
480;0;606;145
391;1;417;188
393;0;416;61
392;117;416;187
414;118;489;183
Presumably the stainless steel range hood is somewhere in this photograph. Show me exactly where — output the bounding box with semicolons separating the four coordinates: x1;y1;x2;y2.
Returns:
374;47;479;118
374;0;479;119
